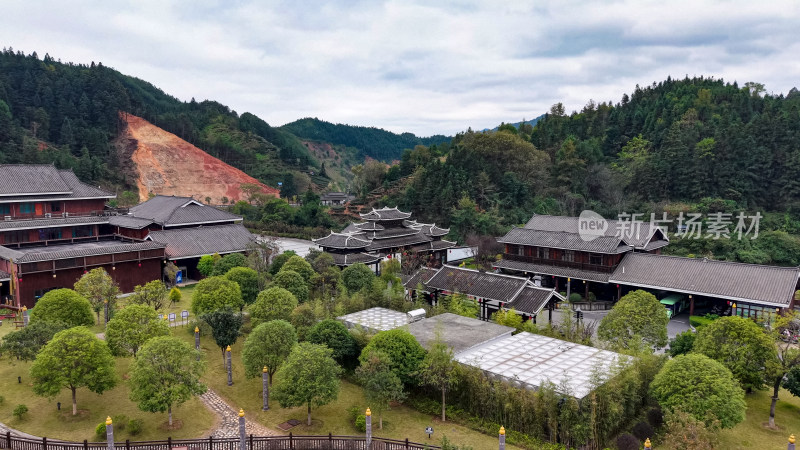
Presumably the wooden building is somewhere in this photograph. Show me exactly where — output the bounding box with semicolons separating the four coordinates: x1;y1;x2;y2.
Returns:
313;206;456;271
0;165;165;308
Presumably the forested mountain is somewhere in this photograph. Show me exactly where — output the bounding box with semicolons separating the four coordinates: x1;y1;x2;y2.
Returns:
281;117;450;162
0;48;317;193
382;77;800;266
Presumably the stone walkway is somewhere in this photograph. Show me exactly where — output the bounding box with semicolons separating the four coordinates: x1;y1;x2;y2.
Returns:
199;388;278;437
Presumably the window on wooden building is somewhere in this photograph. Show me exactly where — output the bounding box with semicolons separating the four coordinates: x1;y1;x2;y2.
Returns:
5;230;29;243
537;247;550;259
590;254;602;265
20;203;35;214
38;228;62;240
50;202;62;212
563;250;575;262
0;204;9;215
72;226;94;238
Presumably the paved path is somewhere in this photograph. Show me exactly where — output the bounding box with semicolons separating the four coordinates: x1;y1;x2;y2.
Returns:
199;388;278;437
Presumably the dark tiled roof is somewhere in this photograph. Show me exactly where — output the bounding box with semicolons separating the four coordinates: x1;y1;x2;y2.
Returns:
57;171;115;199
411;239;457;252
643;239;670;251
129;196;242;227
609;253;800;307
0;165;114;200
353;222;384;231
366;233;432;251
360;207;412;221
108;215;155;229
403;267;439;290
146;224;254;259
364;227;422;240
493;258;612;283
412;223;450;237
512;286;562;316
314;232;371;249
321;192;354;201
523;214;667;249
0;215;108;230
426;266;529;303
0;165;71;196
498;228;631;254
0;239;165;263
329;252;382;266
0;270;9;281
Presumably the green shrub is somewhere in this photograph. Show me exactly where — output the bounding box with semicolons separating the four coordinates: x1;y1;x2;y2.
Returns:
568;293;582;303
354;414;366;432
128;419;144;436
689;315;718;328
95;422;107;439
587;292;597;302
12;404;28;420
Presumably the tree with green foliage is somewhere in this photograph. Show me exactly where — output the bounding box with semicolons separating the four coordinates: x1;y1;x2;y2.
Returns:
30;327;117;415
73;268;120;324
197;254;218;277
289;303;318;341
224;266;260;304
280;255;315;282
129;336;206;426
668;330;695;357
341;263;375;293
105;304;169;357
269;251;297;275
118;191;139;208
242;320;297;384
360;329;425;386
29;289;94;328
417;331;457;422
356;348;405;429
764;312;800;427
212;253;248;276
660;409;720;450
168;287;182;305
272;342;341;426
200;307;243;363
650;353;745;429
693;315;776;392
273;269;309;303
307;319;358;368
0;321;68;361
493;308;523;330
191;276;243;315
597;290;669;350
129;280;169;311
249;287;298;326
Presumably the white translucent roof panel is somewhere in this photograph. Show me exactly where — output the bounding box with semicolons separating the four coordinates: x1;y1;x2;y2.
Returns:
455;332;628;399
338;307;409;332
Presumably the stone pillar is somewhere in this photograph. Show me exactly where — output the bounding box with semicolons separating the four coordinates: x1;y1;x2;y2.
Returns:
226;345;233;386
365;408;372;449
105;416;114;450
689;295;694;317
104;300;109;324
566;278;571;302
498;426;506;450
268;366;269;411
789;434;796;450
238;409;246;450
22;306;28;327
194;326;200;360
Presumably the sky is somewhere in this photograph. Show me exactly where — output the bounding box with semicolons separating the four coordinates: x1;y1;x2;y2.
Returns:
2;0;799;136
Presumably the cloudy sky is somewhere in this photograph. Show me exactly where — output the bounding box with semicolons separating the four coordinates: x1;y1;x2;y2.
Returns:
2;0;799;136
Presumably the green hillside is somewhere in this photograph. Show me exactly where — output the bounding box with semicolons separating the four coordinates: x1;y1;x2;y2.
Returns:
280;117;451;162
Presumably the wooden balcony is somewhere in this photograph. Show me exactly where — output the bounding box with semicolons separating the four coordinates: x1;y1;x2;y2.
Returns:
502;253;615;273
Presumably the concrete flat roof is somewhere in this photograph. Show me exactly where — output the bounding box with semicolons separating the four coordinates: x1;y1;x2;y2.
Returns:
406;313;514;354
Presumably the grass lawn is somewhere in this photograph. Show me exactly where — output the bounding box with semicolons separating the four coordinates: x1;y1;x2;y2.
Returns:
718;388;800;449
116;283;197;324
0;353;215;441
179;330;519;450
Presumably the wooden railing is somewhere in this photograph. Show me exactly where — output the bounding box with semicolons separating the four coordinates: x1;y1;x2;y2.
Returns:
502;253;614;273
0;432;440;450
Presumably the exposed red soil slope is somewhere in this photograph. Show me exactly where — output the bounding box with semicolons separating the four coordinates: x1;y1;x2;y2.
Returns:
115;113;279;203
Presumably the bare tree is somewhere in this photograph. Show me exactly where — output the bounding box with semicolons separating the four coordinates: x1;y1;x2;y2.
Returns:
466;234;503;270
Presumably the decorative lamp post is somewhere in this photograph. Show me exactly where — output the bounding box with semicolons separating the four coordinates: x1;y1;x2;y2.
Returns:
22;306;28;327
104;299;109;324
238;409;246;450
789;434;796;450
194;326;201;360
105;416;114;450
226;345;233;386
498;426;506;450
644;437;652;449
268;366;269;411
365;408;372;449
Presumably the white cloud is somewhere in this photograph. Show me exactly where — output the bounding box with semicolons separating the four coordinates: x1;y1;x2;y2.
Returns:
1;0;798;135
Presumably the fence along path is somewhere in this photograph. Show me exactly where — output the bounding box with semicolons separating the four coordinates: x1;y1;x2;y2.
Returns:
0;431;439;450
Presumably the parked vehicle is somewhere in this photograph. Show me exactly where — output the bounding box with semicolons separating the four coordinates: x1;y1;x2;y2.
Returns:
660;294;687;319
